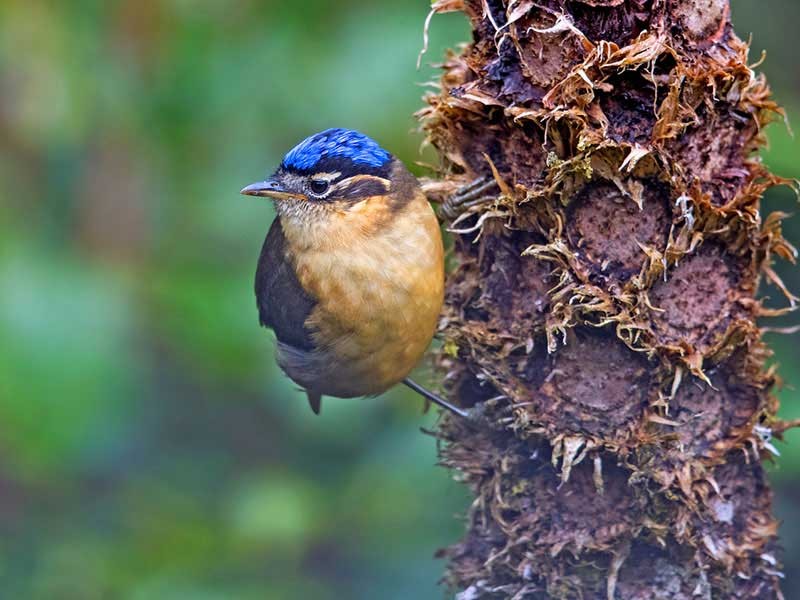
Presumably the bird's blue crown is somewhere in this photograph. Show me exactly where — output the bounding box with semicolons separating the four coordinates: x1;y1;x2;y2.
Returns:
281;128;392;172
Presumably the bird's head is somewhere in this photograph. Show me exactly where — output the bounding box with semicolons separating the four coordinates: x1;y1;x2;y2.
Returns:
241;129;413;225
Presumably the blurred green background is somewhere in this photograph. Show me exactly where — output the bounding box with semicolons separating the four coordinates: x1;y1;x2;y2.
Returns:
0;1;797;598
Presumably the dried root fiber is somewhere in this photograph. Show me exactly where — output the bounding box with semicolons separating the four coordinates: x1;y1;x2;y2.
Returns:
418;1;796;598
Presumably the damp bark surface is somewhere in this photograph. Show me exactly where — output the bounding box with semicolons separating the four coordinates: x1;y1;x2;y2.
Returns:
419;1;795;598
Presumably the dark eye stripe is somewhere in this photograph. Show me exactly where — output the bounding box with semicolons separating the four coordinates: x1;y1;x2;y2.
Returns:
333;176;390;199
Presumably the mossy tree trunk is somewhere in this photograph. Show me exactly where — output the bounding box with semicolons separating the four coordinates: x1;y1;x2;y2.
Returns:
419;1;796;598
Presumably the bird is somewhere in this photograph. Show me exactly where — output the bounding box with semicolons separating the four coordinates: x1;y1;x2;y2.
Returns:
241;128;469;418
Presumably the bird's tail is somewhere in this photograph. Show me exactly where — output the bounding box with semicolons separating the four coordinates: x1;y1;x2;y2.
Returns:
306;390;322;415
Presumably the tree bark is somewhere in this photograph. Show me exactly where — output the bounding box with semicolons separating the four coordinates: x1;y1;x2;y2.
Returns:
419;1;796;598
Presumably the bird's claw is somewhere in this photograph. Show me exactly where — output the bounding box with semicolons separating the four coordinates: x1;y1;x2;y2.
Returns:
438;176;499;221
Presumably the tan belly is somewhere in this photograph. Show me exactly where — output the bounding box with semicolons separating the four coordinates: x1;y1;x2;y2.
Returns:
282;193;444;398
312;263;442;396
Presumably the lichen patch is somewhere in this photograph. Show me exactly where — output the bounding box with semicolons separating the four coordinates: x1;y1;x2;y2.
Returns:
672;0;729;44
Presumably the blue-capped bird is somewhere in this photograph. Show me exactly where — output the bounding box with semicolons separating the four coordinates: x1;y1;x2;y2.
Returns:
241;128;468;417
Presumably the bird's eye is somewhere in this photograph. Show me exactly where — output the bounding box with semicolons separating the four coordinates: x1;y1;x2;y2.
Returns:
309;179;330;196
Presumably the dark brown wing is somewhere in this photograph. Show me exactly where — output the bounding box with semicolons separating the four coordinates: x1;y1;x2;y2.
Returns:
255;219;317;351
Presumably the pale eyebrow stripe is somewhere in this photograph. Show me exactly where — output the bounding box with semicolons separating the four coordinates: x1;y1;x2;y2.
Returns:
310;171;342;182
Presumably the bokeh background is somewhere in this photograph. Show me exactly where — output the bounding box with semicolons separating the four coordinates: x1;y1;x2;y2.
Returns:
0;1;797;598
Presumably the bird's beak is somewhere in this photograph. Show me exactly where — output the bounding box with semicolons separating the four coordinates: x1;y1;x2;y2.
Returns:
240;178;304;201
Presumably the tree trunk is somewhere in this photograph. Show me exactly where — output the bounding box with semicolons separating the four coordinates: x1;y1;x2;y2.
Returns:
419;1;795;598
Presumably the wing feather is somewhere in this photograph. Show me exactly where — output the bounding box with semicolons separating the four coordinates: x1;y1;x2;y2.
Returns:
254;219;317;351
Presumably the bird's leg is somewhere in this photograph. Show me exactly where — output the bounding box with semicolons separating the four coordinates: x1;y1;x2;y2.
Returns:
439;176;500;221
403;378;485;423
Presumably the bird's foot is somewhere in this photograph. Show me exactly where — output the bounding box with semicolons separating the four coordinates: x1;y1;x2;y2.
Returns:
438;176;499;221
